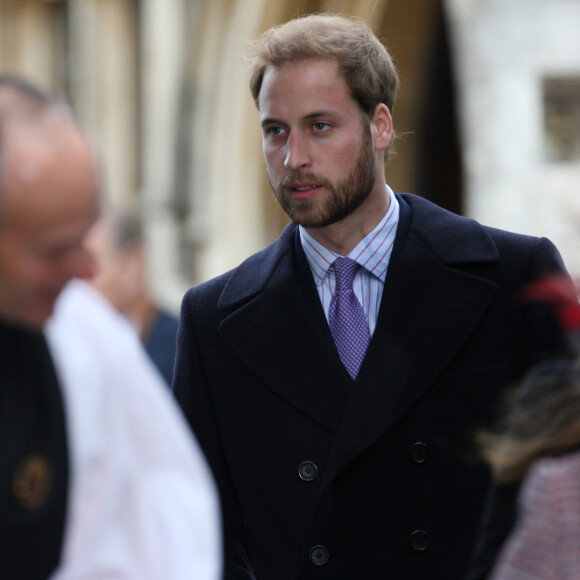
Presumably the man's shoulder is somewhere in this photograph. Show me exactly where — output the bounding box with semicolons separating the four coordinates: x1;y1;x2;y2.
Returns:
399;192;553;260
400;193;542;241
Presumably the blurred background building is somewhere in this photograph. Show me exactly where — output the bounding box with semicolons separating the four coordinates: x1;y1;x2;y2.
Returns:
1;0;579;312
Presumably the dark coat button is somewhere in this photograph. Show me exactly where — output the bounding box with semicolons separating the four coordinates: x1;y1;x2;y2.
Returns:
298;461;318;481
410;530;429;552
409;442;429;464
309;545;329;566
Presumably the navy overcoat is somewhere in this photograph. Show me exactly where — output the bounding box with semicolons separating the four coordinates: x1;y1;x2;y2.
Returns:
174;194;567;580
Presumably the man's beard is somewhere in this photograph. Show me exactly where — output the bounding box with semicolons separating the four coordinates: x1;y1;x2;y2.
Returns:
267;124;376;228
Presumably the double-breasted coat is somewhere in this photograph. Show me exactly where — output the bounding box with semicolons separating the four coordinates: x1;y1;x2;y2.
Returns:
173;193;568;579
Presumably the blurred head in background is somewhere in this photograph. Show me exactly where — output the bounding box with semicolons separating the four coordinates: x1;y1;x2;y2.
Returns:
86;209;179;385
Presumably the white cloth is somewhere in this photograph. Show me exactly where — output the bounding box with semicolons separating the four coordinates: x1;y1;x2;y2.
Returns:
45;280;222;580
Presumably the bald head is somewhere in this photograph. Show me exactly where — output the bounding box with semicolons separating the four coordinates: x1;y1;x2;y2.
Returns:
0;76;101;328
0;75;57;122
0;76;69;182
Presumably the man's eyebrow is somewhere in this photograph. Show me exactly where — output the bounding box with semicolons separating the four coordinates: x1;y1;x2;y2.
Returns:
260;117;283;127
261;111;337;126
303;111;335;119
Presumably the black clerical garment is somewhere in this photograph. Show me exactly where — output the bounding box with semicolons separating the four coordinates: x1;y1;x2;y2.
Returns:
0;321;69;579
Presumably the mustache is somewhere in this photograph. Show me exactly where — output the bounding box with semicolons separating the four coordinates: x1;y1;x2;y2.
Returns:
279;172;329;189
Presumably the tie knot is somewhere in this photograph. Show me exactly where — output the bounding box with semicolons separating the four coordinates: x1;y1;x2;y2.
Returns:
333;257;360;292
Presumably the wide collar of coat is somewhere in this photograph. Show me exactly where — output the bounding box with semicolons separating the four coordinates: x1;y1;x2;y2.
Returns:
217;194;500;475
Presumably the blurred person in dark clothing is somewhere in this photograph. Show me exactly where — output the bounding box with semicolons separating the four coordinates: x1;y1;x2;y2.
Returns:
0;73;99;580
87;210;180;385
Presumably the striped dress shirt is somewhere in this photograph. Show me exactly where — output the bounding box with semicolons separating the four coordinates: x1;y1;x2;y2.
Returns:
299;186;400;337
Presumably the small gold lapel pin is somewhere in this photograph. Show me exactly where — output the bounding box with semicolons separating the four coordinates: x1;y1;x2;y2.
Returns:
12;454;53;509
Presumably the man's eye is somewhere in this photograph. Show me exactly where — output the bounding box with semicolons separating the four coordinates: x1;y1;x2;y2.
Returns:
39;246;69;262
313;122;330;132
266;126;284;137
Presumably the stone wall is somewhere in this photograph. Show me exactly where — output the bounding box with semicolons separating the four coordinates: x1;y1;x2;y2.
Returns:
446;0;580;275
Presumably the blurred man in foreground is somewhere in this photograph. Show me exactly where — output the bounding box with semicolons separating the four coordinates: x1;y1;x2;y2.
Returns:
0;75;221;579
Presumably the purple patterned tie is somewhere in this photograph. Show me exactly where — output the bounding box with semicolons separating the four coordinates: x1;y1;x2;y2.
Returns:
329;257;370;380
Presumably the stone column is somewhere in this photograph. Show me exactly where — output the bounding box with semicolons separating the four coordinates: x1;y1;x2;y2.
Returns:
140;0;187;308
0;0;63;92
445;0;580;274
190;0;270;282
68;0;138;208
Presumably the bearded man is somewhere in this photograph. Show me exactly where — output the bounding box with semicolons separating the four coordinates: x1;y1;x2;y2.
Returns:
173;14;569;580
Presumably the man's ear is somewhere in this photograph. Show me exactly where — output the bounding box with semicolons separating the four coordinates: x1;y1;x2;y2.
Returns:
371;103;393;152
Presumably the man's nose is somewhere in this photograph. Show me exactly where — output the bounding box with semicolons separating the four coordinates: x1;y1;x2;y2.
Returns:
284;132;311;171
71;246;98;281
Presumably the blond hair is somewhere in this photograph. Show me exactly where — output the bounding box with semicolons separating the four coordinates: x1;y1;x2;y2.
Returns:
478;357;580;484
247;13;399;118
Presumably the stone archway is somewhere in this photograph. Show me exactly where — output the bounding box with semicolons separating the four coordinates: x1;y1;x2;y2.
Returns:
184;0;463;284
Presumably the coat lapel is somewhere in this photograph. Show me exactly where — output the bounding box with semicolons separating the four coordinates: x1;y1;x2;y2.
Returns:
217;195;503;486
217;225;353;432
320;194;501;484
